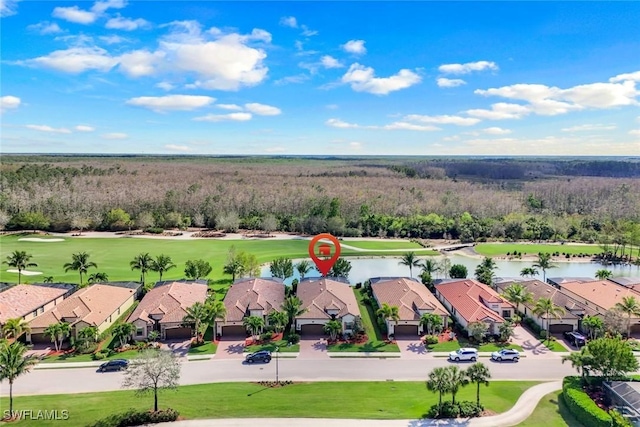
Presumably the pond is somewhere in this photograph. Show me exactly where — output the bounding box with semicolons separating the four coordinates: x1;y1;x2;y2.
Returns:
260;253;640;285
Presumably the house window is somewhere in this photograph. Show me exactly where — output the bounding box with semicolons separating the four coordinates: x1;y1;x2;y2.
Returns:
37;307;44;315
32;310;37;317
502;310;511;319
118;308;121;315
136;328;144;337
344;322;354;330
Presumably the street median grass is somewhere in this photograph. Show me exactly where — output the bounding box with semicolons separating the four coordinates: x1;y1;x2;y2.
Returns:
0;381;540;426
475;243;601;257
427;339;523;353
244;339;300;353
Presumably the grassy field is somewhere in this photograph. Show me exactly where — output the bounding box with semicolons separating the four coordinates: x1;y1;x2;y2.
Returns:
339;240;425;250
0;381;539;426
244;339;300;353
518;391;583;427
475;243;602;257
427;340;523;353
0;234;435;284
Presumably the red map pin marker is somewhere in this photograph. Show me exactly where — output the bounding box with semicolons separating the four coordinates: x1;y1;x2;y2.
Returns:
308;233;341;277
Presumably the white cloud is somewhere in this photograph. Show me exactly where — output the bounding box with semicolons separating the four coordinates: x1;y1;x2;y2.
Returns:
341;63;421;95
244;103;281;116
404;114;480;126
466;102;532;120
99;35;128;44
118;49;165;77
217;104;242;111
52;6;97;25
0;95;21;113
300;26;318;37
165;144;192;152
482;127;512;135
126;95;215;112
609;71;640;83
27;21;63;35
279;16;298;28
105;16;150;31
561;124;617;132
321;55;342;69
342;40;366;55
629;129;640;136
382;122;439;131
26;124;71;134
75;125;95;132
1;0;20;17
274;74;310;85
325;118;359;129
155;81;175;91
438;61;498;75
437;78;466;88
22;47;118;73
91;0;127;14
349;142;362;150
193;112;252;122
101;132;128;139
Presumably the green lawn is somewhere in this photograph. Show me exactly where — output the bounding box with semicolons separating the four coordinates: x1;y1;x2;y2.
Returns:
475;243;602;257
187;326;216;355
427;339;523;353
0;381;539;426
40;348;143;363
339;240;427;250
0;234;435;284
518;391;584;427
244;339;300;353
543;340;569;352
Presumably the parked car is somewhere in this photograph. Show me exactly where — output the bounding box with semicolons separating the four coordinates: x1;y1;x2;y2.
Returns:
245;350;272;364
564;331;587;347
99;359;129;372
448;348;478;362
491;348;520;362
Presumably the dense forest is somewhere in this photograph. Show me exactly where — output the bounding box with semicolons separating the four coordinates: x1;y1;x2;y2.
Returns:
1;155;639;248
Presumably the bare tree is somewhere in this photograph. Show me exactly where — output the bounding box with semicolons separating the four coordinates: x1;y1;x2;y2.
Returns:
122;350;181;412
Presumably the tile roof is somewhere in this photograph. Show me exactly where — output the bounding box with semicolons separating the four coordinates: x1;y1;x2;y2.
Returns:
223;278;285;322
0;284;72;323
435;279;513;323
559;279;640;311
127;281;208;325
29;284;135;328
296;278;360;320
371;277;448;321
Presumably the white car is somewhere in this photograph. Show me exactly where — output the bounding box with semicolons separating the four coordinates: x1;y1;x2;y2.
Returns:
491;348;520;362
448;348;478;362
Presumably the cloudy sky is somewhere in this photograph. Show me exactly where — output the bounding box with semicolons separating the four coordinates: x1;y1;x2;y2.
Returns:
1;1;639;155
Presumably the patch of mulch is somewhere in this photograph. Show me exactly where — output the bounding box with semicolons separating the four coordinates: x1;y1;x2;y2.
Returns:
192;231;226;238
480;409;497;417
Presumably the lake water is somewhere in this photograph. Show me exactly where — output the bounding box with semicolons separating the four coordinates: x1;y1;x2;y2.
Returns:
260;254;640;285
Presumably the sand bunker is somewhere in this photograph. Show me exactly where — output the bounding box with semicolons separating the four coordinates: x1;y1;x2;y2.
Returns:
18;238;64;242
7;269;43;276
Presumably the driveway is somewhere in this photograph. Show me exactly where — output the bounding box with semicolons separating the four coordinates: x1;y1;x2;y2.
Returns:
215;337;246;360
161;339;192;357
396;336;429;358
299;335;329;359
511;325;561;358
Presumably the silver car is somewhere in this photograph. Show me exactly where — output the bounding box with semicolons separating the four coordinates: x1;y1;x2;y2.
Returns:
491;348;520;362
448;348;478;362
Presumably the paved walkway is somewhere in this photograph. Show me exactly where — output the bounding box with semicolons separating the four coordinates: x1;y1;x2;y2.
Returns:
154;381;562;427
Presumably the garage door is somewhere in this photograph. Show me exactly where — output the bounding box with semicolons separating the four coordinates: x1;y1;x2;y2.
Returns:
549;323;573;334
164;327;192;340
393;325;419;337
300;324;326;335
29;333;52;344
630;324;640;335
221;325;247;338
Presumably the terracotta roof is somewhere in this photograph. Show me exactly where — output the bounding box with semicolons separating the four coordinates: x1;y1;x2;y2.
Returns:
371;278;448;321
223;278;285;322
435;279;513;323
127;281;208;325
29;284;134;329
559;279;640;311
0;284;72;323
296;278;360;320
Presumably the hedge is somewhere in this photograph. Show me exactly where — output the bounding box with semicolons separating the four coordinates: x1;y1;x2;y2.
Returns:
562;376;612;427
88;408;179;427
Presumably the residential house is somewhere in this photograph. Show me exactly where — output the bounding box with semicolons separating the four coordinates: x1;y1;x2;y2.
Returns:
0;283;75;335
127;280;208;341
217;278;285;337
495;278;597;334
370;277;449;337
610;277;640;290
434;279;514;335
295;278;360;336
547;277;593;287
27;284;136;344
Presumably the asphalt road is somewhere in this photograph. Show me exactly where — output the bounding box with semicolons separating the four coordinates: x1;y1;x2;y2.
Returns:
2;357;578;397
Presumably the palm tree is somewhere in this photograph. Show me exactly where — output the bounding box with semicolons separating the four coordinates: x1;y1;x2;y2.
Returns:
44;323;62;352
520;267;538;278
183;302;209;344
533;253;556;282
0;341;39;416
426;366;452;416
130;253;153;284
562;347;593;380
323;320;343;341
43;276;54;283
615;295;640;338
267;310;288;334
151;254;176;282
582;315;604;340
295;260;314;281
2;318;31;340
222;259;243;282
87;272;109;284
501;283;533;314
532;297;565;343
376;303;400;337
466;362;491;405
420;313;443;336
112;323;135;348
475;256;497;287
63;251;97;286
421;258;440;277
243;315;265;341
329;258;352;279
399;252;421;278
281;296;306;330
205;299;227;339
595;269;613;280
4;250;37;285
77;326;99;343
447;365;469;405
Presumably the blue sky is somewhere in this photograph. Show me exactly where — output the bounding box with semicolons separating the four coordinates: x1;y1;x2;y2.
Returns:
1;1;639;155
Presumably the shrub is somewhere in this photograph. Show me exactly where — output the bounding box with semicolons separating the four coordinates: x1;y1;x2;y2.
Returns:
610;408;633;427
424;335;439;345
92;351;107;360
144;227;164;234
457;401;483;417
439;401;460;418
89;408;179;427
260;332;274;342
562;377;612;427
286;333;300;344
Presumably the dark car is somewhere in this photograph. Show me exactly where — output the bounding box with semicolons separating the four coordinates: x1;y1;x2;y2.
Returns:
564;331;587;347
99;359;129;372
245;350;271;364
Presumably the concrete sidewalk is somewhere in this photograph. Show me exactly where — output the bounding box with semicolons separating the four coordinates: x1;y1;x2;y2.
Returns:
155;381;562;427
